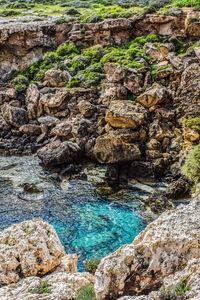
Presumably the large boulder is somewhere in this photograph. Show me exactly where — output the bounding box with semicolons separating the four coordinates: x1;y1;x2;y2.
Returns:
37;140;81;168
95;198;200;300
105;100;147;129
185;10;200;37
137;83;170;108
0;272;95;300
1;104;28;128
94;131;141;163
0;219;64;286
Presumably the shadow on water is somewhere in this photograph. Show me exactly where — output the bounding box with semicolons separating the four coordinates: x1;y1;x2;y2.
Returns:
0;155;148;270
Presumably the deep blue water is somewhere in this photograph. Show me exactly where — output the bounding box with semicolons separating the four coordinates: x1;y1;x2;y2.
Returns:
0;156;146;270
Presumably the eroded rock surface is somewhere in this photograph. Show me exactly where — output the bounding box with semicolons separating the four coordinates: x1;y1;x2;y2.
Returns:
0;219;65;286
95;197;200;300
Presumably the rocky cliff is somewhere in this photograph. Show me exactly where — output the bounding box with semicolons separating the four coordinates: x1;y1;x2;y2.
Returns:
0;8;200;79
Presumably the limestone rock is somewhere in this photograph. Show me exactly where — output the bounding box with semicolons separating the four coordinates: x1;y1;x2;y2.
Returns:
137;83;170;108
37;140;81;168
101;83;127;105
77;100;96;118
184;127;200;143
44;69;70;87
26;84;42;120
106;100;147;129
40;88;71;109
2;104;28;128
104;63;125;82
19;124;41;136
185;10;200;37
38;115;59;127
123;71;143;95
95;198;200;300
0;272;95;300
145;43;173;61
50;121;72;138
0;219;64;287
94;131;141;163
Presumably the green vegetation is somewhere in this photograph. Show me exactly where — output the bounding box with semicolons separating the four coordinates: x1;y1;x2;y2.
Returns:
85;258;100;274
182;144;200;188
182;117;200;132
160;280;191;300
28;280;52;294
0;0;198;20
12;34;161;88
75;284;96;300
11;74;29;91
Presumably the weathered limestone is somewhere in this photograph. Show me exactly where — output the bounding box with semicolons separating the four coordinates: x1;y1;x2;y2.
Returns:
137;83;170;108
37;140;81;168
105;100;147;129
0;272;95;300
1;104;28;128
0;219;65;286
95;198;200;300
94;131;141;163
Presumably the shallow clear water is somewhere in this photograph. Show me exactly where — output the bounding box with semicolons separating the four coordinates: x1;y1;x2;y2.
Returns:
0;155;149;270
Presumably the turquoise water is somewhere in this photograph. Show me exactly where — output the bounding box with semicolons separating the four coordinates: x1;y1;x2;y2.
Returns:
0;156;145;270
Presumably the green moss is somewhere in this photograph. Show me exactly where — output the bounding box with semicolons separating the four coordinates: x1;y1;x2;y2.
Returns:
11;74;29;91
85;258;100;274
182;116;200;132
75;284;96;300
151;64;170;76
28;281;52;295
182;144;200;187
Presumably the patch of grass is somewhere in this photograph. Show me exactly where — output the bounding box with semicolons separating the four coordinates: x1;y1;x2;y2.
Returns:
28;280;52;295
182;116;200;132
75;284;96;300
160;280;191;300
182;144;200;187
85;258;100;274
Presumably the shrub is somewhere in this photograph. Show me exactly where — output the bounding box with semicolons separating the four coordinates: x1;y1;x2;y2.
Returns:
85;258;100;274
11;74;29;91
182;116;200;132
28;280;52;294
75;284;96;300
182;144;200;187
160;280;190;300
56;43;79;57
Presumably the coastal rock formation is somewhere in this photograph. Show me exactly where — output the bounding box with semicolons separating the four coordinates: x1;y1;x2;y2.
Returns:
0;219;65;286
37;140;81;168
0;9;199;79
0;272;95;300
105;101;147;129
95;197;200;300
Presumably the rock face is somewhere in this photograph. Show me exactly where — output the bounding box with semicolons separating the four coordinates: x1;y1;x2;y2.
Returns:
37;140;81;168
0;272;94;300
2;104;28;128
0;9;199;79
94;131;141;163
105;101;147;129
137;83;170;108
0;219;65;286
95;197;200;300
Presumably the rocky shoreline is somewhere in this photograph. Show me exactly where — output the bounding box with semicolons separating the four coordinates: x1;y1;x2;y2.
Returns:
0;194;199;299
0;5;200;300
